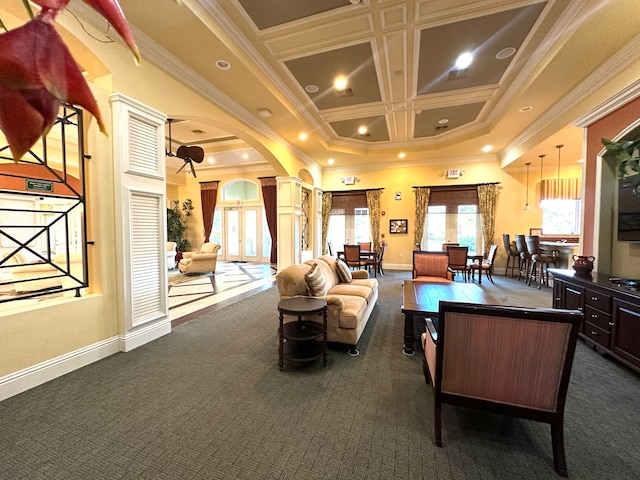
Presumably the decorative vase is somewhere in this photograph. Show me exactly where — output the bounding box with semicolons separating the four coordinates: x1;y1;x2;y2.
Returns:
572;255;595;277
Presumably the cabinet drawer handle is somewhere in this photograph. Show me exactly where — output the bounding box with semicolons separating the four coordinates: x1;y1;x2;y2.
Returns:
555;297;561;301
591;314;599;319
591;331;598;335
608;321;615;326
591;296;599;301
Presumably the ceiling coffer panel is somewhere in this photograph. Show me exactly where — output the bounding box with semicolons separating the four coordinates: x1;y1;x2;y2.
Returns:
285;43;382;111
238;0;352;30
329;115;390;142
414;103;485;139
417;2;546;96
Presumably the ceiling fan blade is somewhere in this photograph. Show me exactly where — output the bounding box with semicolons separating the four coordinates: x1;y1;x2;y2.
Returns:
175;160;187;174
188;159;197;178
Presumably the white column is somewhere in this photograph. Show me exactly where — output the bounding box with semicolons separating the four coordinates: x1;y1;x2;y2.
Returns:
276;176;302;271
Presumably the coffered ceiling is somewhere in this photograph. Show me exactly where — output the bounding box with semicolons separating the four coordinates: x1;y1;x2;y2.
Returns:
13;0;640;175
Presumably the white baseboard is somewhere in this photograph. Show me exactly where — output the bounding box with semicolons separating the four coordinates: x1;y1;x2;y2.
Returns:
119;318;172;352
0;337;120;401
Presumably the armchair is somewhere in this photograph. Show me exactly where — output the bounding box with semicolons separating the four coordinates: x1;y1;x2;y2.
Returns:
412;251;453;282
422;301;583;477
178;242;221;274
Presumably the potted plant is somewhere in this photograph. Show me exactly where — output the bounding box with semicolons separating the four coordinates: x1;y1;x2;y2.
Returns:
601;137;640;178
167;200;191;259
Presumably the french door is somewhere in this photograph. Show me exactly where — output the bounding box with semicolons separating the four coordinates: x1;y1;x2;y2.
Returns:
223;206;264;262
425;205;481;252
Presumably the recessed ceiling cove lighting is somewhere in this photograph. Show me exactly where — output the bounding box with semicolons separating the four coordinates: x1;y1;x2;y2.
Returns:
496;47;516;59
334;76;348;91
519;106;533;112
438;118;449;124
482;145;493;152
305;84;319;93
455;51;473;70
216;60;231;70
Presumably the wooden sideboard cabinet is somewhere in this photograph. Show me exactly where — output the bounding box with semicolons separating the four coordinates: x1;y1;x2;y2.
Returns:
550;269;640;374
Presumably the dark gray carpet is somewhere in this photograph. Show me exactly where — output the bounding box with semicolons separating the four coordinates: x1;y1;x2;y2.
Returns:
1;272;639;479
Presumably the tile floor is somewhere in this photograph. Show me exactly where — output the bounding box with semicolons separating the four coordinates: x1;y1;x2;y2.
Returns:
168;261;276;321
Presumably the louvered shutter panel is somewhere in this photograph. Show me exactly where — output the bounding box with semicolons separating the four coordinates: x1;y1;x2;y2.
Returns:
129;116;160;175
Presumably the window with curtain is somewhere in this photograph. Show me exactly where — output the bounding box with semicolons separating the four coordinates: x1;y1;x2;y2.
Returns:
327;192;370;252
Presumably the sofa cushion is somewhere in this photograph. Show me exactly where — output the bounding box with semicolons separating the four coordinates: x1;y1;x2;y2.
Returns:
305;263;328;297
329;283;373;302
335;295;367;329
335;259;352;283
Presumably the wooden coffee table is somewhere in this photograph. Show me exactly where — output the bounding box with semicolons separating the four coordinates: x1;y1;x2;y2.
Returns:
401;280;499;355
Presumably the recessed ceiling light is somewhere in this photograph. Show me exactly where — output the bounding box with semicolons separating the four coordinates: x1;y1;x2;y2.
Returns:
438;118;449;124
496;47;516;60
208;157;215;164
519;106;533;112
305;84;319;93
215;60;231;70
242;153;249;159
358;126;368;135
455;51;474;70
298;133;307;141
328;158;335;165
398;152;406;159
482;145;493;152
577;158;584;163
334;76;348;91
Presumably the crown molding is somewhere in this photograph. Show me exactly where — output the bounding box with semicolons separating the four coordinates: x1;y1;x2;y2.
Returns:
573;79;640;128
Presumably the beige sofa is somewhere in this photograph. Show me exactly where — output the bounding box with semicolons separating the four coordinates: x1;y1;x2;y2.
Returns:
178;242;220;274
276;255;378;355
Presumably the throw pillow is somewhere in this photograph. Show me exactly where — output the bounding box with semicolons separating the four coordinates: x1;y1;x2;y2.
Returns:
305;263;328;297
335;259;353;283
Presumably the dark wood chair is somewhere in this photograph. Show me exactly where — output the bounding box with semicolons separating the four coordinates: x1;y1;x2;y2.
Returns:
515;234;531;281
343;244;367;271
469;244;498;284
327;241;334;257
358;241;372;252
445;246;470;281
365;240;386;277
422;302;583;477
525;235;559;289
502;233;520;278
441;242;459;251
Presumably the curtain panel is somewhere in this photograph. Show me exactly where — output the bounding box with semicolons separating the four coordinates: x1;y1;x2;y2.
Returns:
366;190;382;251
200;181;219;243
321;192;332;255
477;184;498;257
413;187;430;250
259;177;278;264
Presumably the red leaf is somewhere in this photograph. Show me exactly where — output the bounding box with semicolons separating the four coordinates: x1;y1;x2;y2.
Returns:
0;85;60;160
82;0;140;63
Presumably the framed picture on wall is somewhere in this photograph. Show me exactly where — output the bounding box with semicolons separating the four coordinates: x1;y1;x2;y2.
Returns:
390;219;408;234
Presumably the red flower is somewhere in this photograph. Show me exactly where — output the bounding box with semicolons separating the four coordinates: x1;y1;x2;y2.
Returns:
0;0;139;160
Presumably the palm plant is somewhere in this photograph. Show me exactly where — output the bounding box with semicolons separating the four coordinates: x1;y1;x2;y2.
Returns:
601;137;640;178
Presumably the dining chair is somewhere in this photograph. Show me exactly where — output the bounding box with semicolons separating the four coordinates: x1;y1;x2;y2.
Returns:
358;241;372;252
514;234;530;281
445;246;470;282
469;244;498;284
502;233;520;278
412;251;453;281
441;242;459;251
365;241;386;277
327;241;334;257
343;244;367;271
421;301;583;477
525;235;559;288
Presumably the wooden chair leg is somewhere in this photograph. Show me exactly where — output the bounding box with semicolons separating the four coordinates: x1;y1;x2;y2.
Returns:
551;422;568;477
434;400;443;447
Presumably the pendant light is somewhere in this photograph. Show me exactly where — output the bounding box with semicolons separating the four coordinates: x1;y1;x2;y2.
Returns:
524;162;531;210
538;154;545;207
556;144;564;181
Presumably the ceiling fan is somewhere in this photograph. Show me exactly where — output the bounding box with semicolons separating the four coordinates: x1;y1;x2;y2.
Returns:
166;118;204;178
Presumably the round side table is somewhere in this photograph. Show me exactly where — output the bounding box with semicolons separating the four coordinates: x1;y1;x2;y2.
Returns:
277;296;328;371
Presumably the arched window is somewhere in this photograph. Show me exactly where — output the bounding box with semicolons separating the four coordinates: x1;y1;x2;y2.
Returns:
222;180;259;201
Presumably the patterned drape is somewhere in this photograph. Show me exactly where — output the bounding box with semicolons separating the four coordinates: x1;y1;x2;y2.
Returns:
260;177;278;264
366;190;382;251
477;184;498;257
321;192;332;254
200;181;219;243
414;187;430;250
